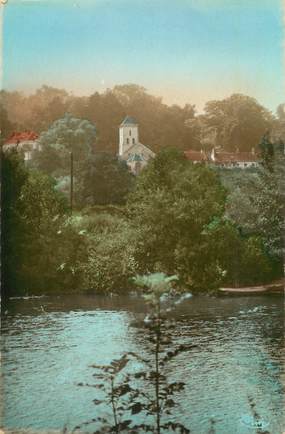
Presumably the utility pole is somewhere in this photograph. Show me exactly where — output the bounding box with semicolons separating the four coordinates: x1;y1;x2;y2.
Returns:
70;151;74;213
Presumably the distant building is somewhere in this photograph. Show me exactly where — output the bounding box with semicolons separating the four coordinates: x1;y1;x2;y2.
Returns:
184;149;208;164
185;147;259;169
118;116;155;174
210;148;259;169
3;131;40;162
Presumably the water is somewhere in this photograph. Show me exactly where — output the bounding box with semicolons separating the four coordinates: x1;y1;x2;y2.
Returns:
1;294;284;433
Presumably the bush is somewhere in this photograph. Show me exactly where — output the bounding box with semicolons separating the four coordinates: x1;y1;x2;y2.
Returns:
1;150;88;295
80;216;138;292
127;150;227;291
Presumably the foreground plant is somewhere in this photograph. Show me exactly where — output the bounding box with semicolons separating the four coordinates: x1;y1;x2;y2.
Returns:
75;353;141;433
133;272;192;434
247;396;270;434
75;272;192;433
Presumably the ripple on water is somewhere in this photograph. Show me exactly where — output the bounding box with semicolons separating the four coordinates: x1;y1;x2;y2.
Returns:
1;294;284;433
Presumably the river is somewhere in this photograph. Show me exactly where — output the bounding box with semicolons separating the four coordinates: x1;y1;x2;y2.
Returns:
1;293;284;433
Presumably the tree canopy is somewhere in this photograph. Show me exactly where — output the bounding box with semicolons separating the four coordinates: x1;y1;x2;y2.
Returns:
127;149;227;290
76;152;135;206
198;94;274;152
32;113;97;177
1;150;87;296
3;84;277;154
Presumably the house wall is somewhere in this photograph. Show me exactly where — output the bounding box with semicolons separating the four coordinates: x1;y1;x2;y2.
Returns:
3;140;40;161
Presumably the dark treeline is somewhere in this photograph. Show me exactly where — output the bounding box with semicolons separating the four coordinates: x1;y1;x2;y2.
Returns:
1;84;285;153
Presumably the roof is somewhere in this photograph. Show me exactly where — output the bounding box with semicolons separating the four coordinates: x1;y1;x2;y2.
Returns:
127;153;144;162
5;131;39;144
185;148;258;164
214;151;258;163
184;150;207;162
120;116;138;126
123;142;155;157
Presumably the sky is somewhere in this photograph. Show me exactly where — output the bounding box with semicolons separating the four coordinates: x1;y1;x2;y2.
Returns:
2;0;284;113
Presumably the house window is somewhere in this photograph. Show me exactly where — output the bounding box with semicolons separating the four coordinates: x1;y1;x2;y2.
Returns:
129;130;132;136
132;138;135;144
126;138;129;144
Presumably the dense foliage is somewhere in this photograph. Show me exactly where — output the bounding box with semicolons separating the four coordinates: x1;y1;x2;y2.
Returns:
78;213;138;292
1;151;87;296
127;148;227;290
221;138;285;281
2;137;283;295
76;152;135;206
2;84;283;154
198;94;274;151
32;112;96;178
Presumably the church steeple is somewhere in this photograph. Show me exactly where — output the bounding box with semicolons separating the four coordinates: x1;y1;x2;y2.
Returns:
119;116;139;156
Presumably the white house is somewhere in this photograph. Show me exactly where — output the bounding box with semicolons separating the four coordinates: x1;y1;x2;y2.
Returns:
118;116;155;174
3;131;40;162
185;147;259;169
210;148;259;169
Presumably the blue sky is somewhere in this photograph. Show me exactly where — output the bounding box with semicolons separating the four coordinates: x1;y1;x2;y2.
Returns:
2;0;284;112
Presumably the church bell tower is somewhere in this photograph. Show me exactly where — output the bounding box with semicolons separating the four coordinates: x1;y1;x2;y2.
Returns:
119;116;139;156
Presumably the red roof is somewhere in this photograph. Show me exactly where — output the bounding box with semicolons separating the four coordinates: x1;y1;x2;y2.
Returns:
185;148;258;164
184;150;207;162
5;131;39;144
214;152;257;163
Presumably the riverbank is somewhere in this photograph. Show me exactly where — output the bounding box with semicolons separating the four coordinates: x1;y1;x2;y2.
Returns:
219;279;284;295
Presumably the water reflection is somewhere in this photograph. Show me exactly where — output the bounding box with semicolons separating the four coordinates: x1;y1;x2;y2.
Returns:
1;294;284;433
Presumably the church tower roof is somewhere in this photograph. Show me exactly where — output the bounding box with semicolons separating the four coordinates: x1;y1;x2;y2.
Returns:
120;116;138;126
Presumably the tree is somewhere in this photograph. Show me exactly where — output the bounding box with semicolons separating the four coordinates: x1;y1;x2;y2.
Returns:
1;150;29;294
27;85;69;131
112;84;198;152
255;143;284;263
204;220;275;287
199;94;274;152
1;150;87;296
76;152;135;206
128;147;187;193
81;214;138;292
224;136;284;280
33;113;97;178
0;104;15;140
272;103;285;143
128;150;227;290
86;91;126;153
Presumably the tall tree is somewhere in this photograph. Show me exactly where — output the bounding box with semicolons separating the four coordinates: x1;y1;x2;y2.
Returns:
76;152;135;206
0;104;15;140
1;151;69;295
33;113;97;178
199;94;274;152
128;149;227;290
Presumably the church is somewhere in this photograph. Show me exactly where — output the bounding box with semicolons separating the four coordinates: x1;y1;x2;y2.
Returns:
118;116;155;174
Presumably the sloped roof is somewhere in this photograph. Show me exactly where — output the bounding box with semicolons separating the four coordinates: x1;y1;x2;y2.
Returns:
185;148;258;164
184;150;207;162
127;153;144;162
5;131;39;144
123;142;155;157
214;152;258;163
120;116;138;126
